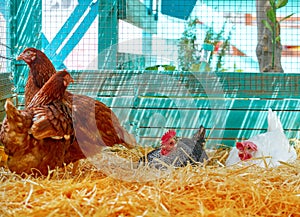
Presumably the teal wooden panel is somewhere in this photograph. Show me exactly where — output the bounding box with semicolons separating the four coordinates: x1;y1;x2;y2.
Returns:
14;70;300;147
95;96;135;107
137;129;300;148
109;103;300;148
69;70;300;99
15;94;299;144
105;97;300;110
139;137;232;147
95;96;300;113
111;107;300;130
98;0;118;69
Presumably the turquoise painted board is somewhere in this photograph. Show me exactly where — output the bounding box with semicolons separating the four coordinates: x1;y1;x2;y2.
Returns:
66;71;300;99
98;0;118;69
13;70;300;147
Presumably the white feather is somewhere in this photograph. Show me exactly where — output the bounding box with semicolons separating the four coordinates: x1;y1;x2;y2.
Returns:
267;108;283;132
226;109;297;167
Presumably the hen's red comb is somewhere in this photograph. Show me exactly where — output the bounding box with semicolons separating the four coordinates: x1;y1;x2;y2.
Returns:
161;129;176;144
236;142;245;151
236;141;258;151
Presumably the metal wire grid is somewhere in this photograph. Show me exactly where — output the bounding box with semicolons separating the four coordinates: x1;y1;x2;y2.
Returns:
0;1;11;73
42;0;99;70
0;0;299;72
42;0;300;72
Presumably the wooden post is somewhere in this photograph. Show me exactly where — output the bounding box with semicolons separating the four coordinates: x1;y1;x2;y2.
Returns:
98;0;118;69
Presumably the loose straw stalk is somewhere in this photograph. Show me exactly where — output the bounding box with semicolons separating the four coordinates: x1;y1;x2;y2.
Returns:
0;146;300;216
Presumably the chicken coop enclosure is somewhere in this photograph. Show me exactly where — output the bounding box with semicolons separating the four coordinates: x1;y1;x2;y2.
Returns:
0;0;300;147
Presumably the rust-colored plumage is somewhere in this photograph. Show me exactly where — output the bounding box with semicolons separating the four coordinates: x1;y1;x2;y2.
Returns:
2;48;137;175
27;69;74;109
28;70;75;141
0;71;77;175
17;47;136;149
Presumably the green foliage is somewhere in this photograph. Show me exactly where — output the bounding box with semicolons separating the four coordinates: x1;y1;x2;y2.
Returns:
178;18;234;72
233;63;243;72
203;22;233;72
262;0;294;69
145;65;176;71
178;18;199;71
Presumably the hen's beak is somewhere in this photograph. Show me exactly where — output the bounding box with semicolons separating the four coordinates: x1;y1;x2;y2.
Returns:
16;53;24;60
69;76;74;83
64;75;74;87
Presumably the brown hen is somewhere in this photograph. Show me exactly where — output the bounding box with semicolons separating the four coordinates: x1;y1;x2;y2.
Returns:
16;47;56;107
0;70;78;175
17;48;137;153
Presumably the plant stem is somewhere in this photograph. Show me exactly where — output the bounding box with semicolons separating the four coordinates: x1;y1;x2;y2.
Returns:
271;2;276;69
272;23;276;69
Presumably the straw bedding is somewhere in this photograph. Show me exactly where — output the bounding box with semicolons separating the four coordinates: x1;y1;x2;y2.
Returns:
0;145;300;217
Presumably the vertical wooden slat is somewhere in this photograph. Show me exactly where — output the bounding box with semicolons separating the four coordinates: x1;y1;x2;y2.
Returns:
98;0;118;69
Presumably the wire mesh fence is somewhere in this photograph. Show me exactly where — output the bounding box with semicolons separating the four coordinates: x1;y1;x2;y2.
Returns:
0;1;12;73
0;0;299;73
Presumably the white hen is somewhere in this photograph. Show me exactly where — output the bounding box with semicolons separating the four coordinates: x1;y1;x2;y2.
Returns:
226;108;297;168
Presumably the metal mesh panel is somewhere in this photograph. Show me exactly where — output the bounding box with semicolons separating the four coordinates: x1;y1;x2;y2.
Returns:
0;0;299;72
43;0;299;72
0;1;12;73
42;0;99;70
